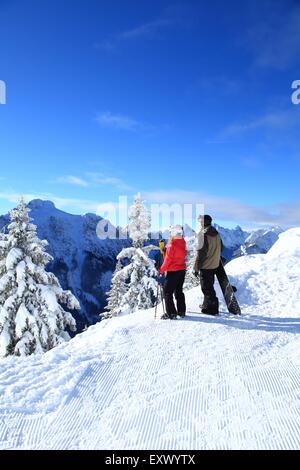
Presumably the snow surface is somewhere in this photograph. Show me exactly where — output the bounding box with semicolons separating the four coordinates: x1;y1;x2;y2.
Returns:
0;229;300;450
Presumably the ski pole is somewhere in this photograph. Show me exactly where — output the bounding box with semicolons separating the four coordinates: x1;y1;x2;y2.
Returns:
154;280;159;319
154;240;167;318
159;282;166;315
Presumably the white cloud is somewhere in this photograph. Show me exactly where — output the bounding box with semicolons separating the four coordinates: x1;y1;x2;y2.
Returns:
55;172;134;191
143;189;300;227
119;17;175;41
1;189;299;228
86;172;134;191
96;5;192;50
273;201;300;226
0;192;131;219
97;18;171;51
219;109;299;139
96;111;142;131
0;191;101;214
57;175;89;187
95;112;156;133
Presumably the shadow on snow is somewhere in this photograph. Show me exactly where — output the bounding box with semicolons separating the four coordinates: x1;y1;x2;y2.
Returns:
184;312;300;334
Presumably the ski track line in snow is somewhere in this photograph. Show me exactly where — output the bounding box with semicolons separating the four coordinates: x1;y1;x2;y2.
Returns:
0;411;46;449
219;327;300;450
1;315;300;450
0;359;97;449
4;317;298;450
33;354;126;450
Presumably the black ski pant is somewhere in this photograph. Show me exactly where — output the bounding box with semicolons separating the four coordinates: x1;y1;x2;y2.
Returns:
200;269;218;308
163;270;186;317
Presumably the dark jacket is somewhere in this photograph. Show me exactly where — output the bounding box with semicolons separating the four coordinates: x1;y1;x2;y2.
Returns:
194;226;223;271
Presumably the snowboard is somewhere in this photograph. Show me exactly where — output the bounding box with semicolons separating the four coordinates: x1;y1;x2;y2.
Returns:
215;262;241;315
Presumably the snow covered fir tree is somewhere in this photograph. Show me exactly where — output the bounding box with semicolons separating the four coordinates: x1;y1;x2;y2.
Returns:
103;194;158;318
103;260;128;318
184;235;199;291
0;199;80;357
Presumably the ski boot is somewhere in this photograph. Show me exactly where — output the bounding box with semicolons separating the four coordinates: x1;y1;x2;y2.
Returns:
177;312;186;318
201;299;219;316
161;313;177;320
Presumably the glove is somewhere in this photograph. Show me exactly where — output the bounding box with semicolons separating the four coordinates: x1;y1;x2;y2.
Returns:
193;271;199;277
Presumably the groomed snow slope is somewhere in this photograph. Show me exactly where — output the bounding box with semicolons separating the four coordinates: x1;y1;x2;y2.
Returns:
0;229;300;450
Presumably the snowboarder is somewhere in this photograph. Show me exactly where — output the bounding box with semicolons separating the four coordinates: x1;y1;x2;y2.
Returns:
194;214;223;315
159;225;187;319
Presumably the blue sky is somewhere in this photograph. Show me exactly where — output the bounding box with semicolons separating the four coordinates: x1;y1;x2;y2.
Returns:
0;0;300;228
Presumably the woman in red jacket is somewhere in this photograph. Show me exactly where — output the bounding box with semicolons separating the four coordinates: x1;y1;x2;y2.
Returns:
159;225;187;319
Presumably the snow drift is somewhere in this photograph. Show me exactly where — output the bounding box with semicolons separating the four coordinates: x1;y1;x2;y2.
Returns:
226;227;300;315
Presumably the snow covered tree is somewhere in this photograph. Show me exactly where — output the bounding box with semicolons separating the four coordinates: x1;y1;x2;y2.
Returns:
105;194;158;317
127;192;150;249
184;236;200;291
102;260;128;319
117;246;157;313
0;198;80;357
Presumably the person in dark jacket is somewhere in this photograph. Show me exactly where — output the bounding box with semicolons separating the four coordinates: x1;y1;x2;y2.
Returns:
159;225;187;319
194;214;223;315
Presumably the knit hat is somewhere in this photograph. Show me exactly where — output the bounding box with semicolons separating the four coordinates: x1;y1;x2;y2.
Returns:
169;224;184;237
198;214;212;227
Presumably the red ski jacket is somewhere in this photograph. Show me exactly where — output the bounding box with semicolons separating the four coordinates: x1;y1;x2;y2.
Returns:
159;237;186;274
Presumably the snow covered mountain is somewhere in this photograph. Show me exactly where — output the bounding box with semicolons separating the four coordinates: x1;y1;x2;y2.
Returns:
214;224;248;248
0;228;299;450
0;200;130;329
233;226;284;258
214;224;249;260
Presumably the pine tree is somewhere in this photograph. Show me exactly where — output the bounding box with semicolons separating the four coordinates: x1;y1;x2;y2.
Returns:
127;193;150;249
184;235;199;290
102;260;127;319
105;194;158;317
0;199;80;357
